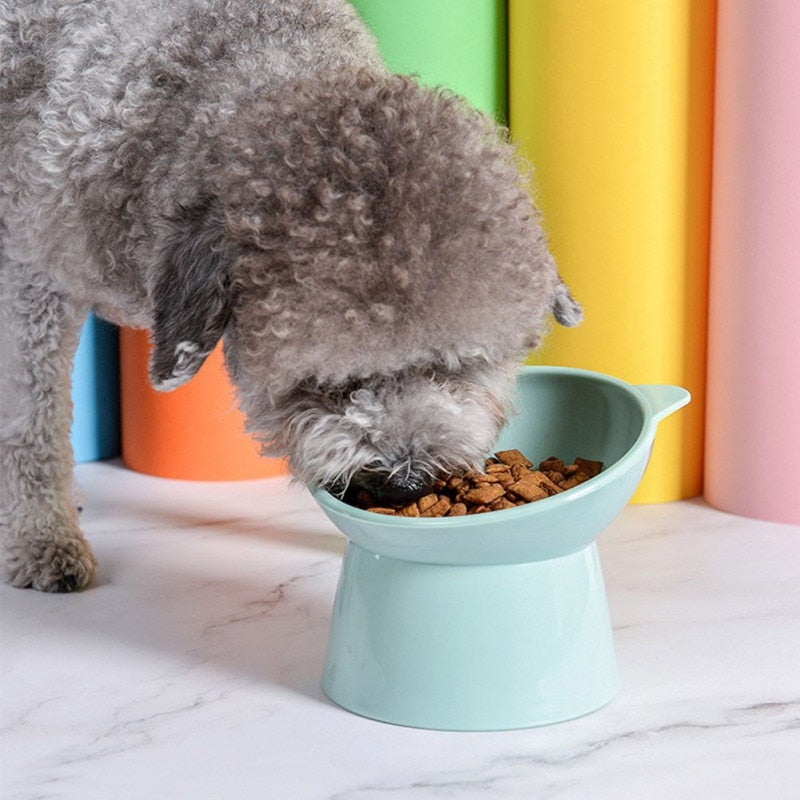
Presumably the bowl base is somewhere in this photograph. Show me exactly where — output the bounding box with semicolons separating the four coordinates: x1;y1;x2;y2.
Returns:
323;541;618;731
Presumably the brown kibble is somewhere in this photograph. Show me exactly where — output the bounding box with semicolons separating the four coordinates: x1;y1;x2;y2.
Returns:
417;493;439;513
485;463;512;474
539;457;565;473
495;449;533;467
494;471;514;487
574;457;603;478
507;478;548;502
421;496;452;517
489;496;517;511
511;463;530;481
528;470;564;496
354;450;602;517
560;472;589;490
470;472;501;484
462;484;506;505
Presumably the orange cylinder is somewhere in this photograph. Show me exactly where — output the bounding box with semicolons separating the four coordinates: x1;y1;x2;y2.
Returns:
120;328;287;480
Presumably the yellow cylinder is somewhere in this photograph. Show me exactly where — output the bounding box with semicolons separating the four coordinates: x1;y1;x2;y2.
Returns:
509;0;716;502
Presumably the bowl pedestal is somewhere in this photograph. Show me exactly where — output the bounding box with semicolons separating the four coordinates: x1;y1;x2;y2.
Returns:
323;540;618;731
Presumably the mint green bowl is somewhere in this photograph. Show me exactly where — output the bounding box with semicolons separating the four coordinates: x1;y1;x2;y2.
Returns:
313;366;690;730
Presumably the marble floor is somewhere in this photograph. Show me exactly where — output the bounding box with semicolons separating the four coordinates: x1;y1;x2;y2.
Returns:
2;461;799;799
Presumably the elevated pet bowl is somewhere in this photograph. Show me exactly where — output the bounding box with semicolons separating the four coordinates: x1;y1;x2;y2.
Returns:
312;366;690;730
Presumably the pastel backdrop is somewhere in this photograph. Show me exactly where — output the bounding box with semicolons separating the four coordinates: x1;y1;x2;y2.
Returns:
75;3;799;523
70;315;120;463
349;0;507;120
704;0;800;524
509;0;716;502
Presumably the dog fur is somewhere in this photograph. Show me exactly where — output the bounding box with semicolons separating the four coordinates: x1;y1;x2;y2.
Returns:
0;0;581;592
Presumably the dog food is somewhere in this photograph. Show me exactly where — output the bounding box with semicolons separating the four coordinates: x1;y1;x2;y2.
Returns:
355;449;603;517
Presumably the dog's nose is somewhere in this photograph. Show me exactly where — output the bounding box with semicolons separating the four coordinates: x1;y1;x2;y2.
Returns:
377;472;433;506
353;469;433;506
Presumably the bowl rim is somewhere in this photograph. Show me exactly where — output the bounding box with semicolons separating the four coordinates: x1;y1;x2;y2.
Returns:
310;365;658;528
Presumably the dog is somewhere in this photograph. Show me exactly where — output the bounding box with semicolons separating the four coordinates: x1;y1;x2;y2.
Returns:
0;0;581;592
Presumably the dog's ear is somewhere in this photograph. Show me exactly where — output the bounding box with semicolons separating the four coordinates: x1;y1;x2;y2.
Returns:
149;201;232;391
552;278;583;327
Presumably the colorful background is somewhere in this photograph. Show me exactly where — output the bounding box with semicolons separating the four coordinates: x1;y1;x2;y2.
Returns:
70;0;799;523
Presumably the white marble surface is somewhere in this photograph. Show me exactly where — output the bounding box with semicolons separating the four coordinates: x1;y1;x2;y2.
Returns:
2;461;799;799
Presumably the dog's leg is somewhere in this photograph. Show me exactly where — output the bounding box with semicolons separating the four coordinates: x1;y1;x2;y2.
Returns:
0;264;96;592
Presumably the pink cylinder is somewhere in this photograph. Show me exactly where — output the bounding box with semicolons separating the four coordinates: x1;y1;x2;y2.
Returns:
705;0;800;524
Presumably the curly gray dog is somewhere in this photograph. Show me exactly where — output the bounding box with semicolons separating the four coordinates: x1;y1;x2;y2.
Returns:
0;0;581;592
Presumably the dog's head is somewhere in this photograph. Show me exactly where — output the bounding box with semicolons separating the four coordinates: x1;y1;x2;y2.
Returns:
230;359;518;505
148;70;581;501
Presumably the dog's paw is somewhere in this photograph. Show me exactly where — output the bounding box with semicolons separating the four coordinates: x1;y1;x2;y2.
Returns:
3;522;97;593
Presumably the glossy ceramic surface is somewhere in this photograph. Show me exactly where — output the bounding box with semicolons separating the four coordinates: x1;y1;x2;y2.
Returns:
314;367;690;730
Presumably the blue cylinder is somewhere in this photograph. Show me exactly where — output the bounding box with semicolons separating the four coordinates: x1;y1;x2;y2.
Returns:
70;315;120;463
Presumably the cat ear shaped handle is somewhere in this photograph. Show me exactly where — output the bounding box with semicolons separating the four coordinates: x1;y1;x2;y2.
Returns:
635;385;691;423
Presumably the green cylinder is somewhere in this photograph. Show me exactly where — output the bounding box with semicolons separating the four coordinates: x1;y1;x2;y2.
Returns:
348;0;507;121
